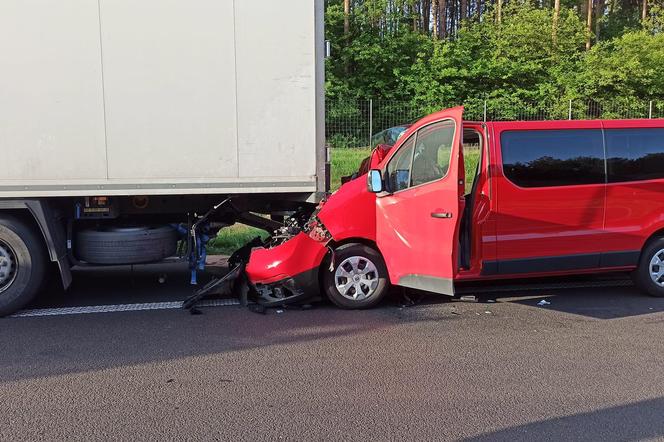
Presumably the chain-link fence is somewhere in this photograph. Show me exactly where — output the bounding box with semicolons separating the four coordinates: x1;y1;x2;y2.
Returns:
326;98;664;148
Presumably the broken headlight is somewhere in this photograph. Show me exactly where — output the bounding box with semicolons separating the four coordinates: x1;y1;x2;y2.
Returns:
305;216;331;243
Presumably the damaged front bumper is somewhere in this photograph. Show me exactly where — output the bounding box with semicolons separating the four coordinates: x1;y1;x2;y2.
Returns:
245;232;330;306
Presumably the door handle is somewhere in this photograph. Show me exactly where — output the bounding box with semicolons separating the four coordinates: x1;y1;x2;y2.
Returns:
431;212;453;219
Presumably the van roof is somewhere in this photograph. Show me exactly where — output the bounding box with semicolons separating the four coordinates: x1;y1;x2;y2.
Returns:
467;119;664;129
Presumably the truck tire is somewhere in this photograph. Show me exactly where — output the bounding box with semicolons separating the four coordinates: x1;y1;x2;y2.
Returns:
0;215;47;316
634;237;664;297
75;226;178;265
322;243;389;309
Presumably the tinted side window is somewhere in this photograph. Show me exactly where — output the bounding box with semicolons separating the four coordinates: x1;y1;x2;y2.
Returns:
606;128;664;183
411;120;455;187
386;136;415;192
501;129;605;187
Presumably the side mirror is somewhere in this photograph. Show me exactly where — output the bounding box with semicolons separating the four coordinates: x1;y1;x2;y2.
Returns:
368;169;384;193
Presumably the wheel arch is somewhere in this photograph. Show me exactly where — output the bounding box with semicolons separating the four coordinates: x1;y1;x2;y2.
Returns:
638;228;664;265
319;237;387;287
0;199;71;289
319;238;390;309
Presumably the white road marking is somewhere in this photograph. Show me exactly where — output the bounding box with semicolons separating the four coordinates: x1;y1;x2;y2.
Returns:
10;298;240;318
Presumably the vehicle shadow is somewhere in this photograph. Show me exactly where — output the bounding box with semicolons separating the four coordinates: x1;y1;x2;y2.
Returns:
2;265;663;384
451;274;664;320
503;285;664;319
0;264;427;383
462;397;664;442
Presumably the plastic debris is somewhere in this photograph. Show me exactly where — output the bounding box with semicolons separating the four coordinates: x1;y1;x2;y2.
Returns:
537;300;551;306
276;309;284;314
460;295;477;302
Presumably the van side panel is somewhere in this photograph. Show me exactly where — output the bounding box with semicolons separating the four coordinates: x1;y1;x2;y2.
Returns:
490;121;608;274
602;120;664;257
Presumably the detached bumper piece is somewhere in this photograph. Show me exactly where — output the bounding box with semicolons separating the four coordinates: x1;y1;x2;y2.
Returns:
182;263;244;313
245;232;330;308
183;233;327;313
252;267;321;307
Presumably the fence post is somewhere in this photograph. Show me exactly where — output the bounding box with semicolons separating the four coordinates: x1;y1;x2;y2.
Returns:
483;100;487;122
568;99;572;120
649;100;653;119
368;99;373;147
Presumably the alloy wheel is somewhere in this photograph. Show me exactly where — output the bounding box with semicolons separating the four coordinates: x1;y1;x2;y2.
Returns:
334;256;379;301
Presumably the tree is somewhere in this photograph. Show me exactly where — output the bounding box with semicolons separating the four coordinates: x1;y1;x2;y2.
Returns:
324;0;664;110
595;0;605;41
586;0;594;49
344;0;350;35
440;0;448;38
553;0;561;43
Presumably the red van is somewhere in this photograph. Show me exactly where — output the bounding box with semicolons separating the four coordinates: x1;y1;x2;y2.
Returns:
246;107;664;308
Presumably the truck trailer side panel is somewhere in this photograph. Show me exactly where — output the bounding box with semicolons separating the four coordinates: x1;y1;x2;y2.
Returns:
0;0;323;198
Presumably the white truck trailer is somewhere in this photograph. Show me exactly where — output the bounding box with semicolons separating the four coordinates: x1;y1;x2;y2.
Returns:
0;0;327;315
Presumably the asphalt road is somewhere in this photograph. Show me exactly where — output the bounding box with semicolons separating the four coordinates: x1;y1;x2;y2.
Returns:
2;264;664;441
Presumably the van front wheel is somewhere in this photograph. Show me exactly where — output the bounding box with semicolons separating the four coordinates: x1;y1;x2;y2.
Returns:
322;243;389;309
634;237;664;297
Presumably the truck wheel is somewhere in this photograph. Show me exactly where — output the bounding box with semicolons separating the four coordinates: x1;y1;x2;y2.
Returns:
322;243;389;309
0;215;47;316
634;237;664;297
75;225;177;265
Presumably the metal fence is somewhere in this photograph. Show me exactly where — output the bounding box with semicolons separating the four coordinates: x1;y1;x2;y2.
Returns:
325;98;664;148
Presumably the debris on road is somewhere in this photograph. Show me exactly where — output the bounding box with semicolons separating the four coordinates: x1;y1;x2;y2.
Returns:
537;299;552;306
460;295;477;302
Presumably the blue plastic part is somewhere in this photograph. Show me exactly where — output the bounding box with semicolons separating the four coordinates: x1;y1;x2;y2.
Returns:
184;223;213;286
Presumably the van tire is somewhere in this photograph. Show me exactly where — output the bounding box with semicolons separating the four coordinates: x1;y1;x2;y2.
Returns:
634;237;664;297
75;225;178;265
322;243;389;309
0;215;47;316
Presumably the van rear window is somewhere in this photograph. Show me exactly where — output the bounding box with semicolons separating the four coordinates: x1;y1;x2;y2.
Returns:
605;128;664;183
500;129;604;188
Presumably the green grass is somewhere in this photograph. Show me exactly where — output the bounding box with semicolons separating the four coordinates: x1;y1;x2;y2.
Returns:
207;147;479;255
330;147;372;191
207;224;270;255
464;148;480;190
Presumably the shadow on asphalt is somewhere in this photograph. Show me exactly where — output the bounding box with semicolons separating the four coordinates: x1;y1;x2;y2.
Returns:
32;262;213;308
2;264;664;384
504;286;664;320
463;397;664;441
27;263;664;320
399;280;664;320
0;302;408;384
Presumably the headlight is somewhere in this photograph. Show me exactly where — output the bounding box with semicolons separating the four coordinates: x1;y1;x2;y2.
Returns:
305;216;331;243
